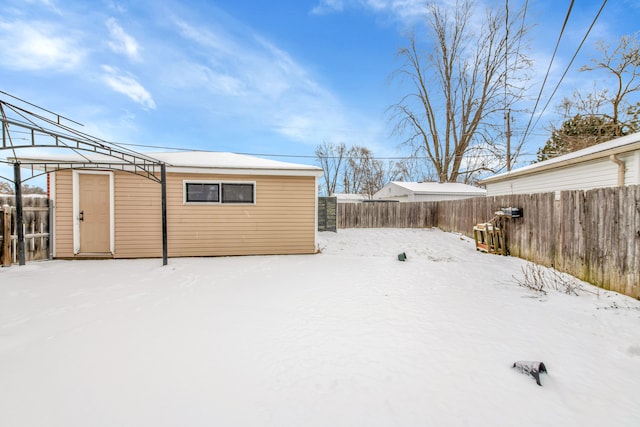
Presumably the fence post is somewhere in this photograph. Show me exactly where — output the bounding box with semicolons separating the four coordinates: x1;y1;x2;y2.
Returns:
2;205;10;267
13;163;25;266
161;163;168;266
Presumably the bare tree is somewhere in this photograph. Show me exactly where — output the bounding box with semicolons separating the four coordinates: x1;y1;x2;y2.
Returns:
315;141;346;196
537;33;640;161
390;0;530;183
0;181;12;194
387;145;438;183
0;181;46;195
579;32;640;136
342;146;387;198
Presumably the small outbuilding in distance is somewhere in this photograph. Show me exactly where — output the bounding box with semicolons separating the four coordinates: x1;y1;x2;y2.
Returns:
372;181;487;202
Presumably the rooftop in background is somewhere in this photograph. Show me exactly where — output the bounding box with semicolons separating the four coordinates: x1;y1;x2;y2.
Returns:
480;131;640;184
388;182;487;195
373;181;486;203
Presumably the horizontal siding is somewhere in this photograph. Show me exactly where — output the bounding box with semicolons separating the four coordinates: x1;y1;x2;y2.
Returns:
629;151;640;184
53;171;74;258
52;170;317;259
487;157;625;196
114;172;162;258
164;173;316;257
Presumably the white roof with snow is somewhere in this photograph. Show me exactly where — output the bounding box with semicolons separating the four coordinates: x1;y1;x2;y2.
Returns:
389;181;486;195
480;131;640;184
14;151;323;177
332;193;367;201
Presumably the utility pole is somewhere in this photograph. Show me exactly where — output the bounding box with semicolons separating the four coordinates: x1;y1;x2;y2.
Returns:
504;0;511;172
505;109;511;171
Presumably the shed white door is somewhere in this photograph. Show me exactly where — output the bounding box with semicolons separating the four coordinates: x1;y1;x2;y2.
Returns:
79;174;111;254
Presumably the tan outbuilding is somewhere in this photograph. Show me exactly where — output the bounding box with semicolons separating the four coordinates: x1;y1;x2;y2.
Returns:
40;151;323;259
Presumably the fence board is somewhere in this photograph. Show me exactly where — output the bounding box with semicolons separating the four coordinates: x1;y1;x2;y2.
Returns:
338;186;640;299
338;202;438;229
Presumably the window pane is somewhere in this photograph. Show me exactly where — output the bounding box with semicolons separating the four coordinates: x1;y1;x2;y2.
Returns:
222;183;254;203
186;183;219;202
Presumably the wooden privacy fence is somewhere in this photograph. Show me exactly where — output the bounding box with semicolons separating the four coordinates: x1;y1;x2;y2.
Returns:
338;186;640;299
339;201;438;228
0;196;50;265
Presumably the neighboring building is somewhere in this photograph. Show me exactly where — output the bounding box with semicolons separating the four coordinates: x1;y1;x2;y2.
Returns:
25;151;324;259
332;193;367;203
372;181;487;202
479;132;640;196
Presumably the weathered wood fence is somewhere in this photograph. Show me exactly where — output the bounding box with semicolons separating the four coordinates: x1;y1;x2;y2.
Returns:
337;185;640;299
0;196;50;265
339;201;438;228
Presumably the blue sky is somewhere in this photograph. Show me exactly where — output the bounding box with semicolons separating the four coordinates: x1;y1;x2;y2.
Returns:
1;0;639;182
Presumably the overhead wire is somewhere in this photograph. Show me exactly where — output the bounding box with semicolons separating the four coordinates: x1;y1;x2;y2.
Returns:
519;0;575;146
527;0;608;136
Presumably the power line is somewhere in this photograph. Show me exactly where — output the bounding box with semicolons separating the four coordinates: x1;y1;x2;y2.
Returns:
520;0;575;146
512;0;529;73
528;0;608;135
104;141;538;161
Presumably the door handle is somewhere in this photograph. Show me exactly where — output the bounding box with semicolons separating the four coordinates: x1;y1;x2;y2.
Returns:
79;210;84;221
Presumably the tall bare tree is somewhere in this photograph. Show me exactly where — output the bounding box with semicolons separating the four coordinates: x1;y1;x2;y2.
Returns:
578;32;640;136
315;141;346;196
390;0;530;183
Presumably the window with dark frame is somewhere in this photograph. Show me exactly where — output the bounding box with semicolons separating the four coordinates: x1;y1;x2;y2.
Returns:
184;182;255;204
185;183;219;203
222;183;254;203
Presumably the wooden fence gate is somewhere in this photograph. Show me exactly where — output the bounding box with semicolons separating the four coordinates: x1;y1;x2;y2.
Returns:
318;197;337;232
0;196;50;265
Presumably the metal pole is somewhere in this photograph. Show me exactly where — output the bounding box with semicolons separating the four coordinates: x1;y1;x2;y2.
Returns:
505;109;512;172
161;163;168;266
13;163;25;266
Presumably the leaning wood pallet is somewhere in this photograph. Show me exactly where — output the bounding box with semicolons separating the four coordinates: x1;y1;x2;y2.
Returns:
473;215;507;256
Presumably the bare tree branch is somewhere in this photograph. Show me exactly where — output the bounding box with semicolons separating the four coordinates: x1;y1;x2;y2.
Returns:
389;0;530;183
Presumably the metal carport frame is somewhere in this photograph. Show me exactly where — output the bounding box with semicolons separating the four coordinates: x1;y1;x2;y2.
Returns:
0;91;169;266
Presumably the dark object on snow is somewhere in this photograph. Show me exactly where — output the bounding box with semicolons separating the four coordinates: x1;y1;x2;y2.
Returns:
512;361;547;386
397;252;407;261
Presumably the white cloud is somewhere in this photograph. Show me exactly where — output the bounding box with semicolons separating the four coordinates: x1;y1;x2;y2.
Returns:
174;19;236;57
164;63;245;96
0;20;84;71
165;12;386;148
106;17;141;62
311;0;345;15
107;1;127;14
101;65;156;109
21;0;62;15
311;0;424;21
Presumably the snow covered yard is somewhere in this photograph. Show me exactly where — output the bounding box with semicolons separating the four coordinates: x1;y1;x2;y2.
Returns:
1;228;639;426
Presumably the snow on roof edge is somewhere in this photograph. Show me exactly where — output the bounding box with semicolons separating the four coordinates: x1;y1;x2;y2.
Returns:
389;181;486;194
480;131;640;183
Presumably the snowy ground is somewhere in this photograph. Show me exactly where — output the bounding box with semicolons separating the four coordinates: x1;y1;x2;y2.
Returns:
1;228;639;426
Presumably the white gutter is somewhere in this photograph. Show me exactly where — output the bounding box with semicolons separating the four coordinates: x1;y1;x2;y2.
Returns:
609;154;625;186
